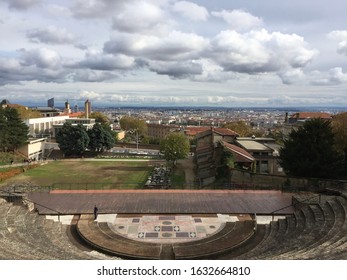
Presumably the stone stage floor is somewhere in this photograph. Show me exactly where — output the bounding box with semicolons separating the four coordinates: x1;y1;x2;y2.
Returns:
47;213;286;244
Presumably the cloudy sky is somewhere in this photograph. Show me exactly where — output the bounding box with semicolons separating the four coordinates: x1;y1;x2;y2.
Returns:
0;0;347;108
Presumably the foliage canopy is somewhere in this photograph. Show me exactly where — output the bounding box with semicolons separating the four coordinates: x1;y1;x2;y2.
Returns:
160;132;190;164
119;116;147;135
0;107;29;152
279;118;344;179
87;123;115;152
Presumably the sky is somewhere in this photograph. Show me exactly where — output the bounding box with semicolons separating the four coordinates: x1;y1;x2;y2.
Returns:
0;0;347;108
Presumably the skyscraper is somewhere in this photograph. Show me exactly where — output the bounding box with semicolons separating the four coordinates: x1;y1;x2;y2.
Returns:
85;99;91;118
47;98;54;108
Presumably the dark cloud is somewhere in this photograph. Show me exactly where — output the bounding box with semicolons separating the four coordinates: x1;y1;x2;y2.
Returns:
19;48;63;69
67;70;119;83
26;26;75;45
1;0;40;10
0;56;68;85
148;61;203;79
75;52;135;71
71;0;125;19
1;0;347;107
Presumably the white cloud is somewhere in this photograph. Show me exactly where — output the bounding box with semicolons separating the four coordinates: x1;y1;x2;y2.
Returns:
78;90;102;100
209;29;317;74
112;1;170;35
212;9;263;32
104;30;208;61
173;1;209;21
67;69;119;83
311;67;347;85
278;69;305;85
328;30;347;56
1;0;347;107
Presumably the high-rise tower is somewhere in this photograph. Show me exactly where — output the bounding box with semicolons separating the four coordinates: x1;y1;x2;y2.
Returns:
85;99;91;118
64;100;71;114
47;98;54;108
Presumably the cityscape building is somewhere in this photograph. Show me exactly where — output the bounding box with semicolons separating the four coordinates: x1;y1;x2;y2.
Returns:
85;99;91;119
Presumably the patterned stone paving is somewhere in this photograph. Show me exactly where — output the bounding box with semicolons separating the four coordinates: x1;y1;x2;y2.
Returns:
107;214;245;243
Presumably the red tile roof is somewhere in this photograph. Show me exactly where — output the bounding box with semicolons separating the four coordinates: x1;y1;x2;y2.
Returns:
290;112;332;120
185;126;239;137
184;126;210;136
214;127;239;136
221;141;255;163
60;112;85;117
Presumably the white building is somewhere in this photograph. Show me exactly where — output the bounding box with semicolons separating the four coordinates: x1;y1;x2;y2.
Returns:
17;138;46;161
24;116;70;138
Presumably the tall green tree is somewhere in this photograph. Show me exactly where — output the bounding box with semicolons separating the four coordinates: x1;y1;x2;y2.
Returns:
279;118;344;179
88;123;115;152
0;107;29;152
56;123;89;156
160;132;190;165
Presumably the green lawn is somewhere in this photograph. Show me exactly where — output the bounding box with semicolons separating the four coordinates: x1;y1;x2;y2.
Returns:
170;168;186;189
3;160;154;190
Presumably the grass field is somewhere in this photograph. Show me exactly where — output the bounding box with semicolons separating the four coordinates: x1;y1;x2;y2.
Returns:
2;160;155;190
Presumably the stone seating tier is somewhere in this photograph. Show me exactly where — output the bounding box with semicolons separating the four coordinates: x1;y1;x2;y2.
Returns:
1;194;347;260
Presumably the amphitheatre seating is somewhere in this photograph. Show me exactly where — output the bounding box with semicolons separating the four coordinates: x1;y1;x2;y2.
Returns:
216;223;268;259
173;220;255;259
76;214;162;259
275;198;347;260
0;198;116;259
223;195;347;260
1;193;347;260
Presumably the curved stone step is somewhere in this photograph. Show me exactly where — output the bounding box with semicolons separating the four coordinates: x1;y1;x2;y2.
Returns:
173;220;255;259
76;215;161;259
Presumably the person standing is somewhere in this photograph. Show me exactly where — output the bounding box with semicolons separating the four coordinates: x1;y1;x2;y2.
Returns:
93;205;98;220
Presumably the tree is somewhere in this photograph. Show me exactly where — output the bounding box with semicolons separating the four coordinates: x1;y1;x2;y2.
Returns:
160;132;190;165
331;112;347;155
0;107;29;152
119;116;147;135
56;123;89;156
223;121;252;137
87;123;115;152
15;106;41;119
279;118;344;179
90;112;110;124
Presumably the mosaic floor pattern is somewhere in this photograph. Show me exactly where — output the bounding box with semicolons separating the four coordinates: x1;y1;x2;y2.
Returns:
107;214;245;243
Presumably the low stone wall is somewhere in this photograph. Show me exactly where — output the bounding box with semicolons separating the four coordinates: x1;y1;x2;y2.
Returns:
230;168;346;192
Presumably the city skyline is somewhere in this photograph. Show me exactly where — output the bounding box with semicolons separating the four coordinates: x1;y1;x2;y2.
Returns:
0;0;347;107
